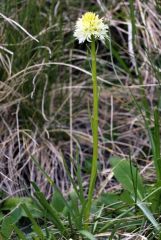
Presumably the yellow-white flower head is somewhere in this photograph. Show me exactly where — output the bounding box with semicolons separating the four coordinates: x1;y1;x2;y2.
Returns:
74;12;108;44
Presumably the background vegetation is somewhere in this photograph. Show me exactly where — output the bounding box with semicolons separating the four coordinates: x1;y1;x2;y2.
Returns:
0;0;161;239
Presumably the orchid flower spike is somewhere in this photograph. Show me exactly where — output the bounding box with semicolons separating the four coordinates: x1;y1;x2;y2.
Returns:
74;12;108;44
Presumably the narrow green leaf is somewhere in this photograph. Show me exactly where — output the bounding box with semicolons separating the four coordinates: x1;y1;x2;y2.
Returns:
21;203;44;239
75;146;85;204
13;225;27;240
61;154;81;202
31;182;67;235
129;0;136;39
79;230;96;240
136;199;160;231
153;107;161;180
31;156;74;217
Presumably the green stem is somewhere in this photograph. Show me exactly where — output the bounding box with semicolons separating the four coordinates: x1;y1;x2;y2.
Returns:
84;36;98;229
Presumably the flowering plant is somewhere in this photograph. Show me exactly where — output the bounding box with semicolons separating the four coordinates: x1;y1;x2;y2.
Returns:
74;12;108;43
74;12;108;229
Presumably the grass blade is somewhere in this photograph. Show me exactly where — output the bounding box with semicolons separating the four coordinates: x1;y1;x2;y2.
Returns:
21;203;44;239
153;107;161;180
31;182;67;236
13;225;27;240
79;230;96;240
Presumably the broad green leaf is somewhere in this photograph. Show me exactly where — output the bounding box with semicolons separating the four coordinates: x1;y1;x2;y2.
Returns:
51;189;65;212
97;192;120;206
1;206;22;239
2;197;42;218
120;191;133;205
109;156;144;200
2;197;27;210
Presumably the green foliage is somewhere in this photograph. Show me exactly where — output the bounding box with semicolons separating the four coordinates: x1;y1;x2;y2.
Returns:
1;197;42;218
31;182;67;236
21;203;44;239
1;206;22;239
1;0;161;239
110;156;161;233
153;108;161;180
79;230;96;240
51;189;66;213
109;156;144;200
